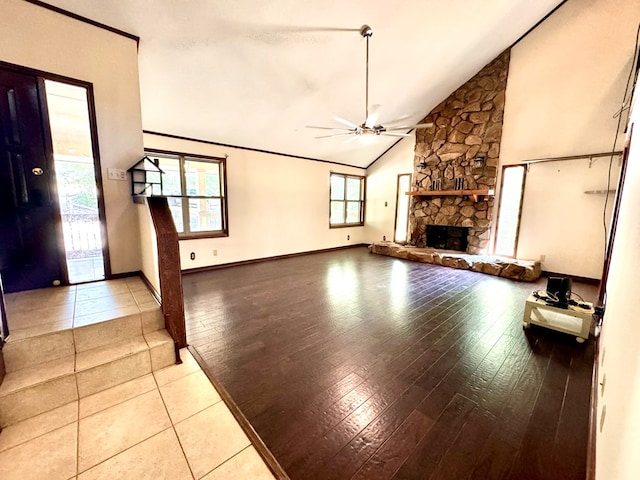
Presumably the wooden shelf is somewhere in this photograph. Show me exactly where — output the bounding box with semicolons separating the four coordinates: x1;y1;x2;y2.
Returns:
406;189;494;202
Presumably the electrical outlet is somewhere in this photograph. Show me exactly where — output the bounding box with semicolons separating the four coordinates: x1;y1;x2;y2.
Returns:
213;250;217;256
107;168;127;181
540;254;546;262
384;201;388;207
347;235;350;241
383;235;386;241
190;252;195;260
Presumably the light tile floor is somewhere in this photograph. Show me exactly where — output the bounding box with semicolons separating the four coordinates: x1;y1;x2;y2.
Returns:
0;348;276;480
4;277;160;341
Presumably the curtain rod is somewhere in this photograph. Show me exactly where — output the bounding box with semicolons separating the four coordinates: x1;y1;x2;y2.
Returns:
521;151;623;165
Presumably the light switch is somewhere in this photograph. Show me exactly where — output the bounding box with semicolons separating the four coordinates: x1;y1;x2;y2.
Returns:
107;168;127;181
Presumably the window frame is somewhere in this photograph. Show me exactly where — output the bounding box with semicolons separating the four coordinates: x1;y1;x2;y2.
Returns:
394;173;412;244
144;148;228;239
493;164;526;257
329;172;366;228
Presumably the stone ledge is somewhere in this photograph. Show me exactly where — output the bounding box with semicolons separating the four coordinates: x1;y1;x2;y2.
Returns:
369;241;541;281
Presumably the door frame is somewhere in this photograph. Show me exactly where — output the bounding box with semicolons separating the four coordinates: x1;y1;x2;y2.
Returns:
0;60;111;283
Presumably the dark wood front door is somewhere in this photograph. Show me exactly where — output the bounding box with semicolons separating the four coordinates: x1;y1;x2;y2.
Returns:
0;68;65;293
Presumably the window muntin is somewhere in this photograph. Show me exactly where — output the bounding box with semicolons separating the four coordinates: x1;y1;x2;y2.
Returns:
146;151;228;238
329;173;365;227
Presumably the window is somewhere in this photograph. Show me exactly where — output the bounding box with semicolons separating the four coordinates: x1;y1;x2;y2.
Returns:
330;173;365;227
145;150;228;238
394;174;411;243
494;165;526;257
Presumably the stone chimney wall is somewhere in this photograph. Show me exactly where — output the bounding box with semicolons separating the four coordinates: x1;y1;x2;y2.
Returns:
410;50;510;254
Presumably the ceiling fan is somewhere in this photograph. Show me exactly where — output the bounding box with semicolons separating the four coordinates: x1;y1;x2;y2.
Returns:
307;24;433;141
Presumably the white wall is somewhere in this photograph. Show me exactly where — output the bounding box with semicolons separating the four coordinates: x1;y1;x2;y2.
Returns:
365;135;415;243
136;202;160;293
596;86;640;480
0;0;145;275
143;133;366;270
518;158;619;278
498;0;639;277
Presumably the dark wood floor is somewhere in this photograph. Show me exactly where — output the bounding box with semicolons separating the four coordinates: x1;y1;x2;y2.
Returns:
183;247;596;480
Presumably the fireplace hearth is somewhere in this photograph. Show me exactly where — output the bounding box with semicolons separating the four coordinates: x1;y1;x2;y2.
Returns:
426;225;469;252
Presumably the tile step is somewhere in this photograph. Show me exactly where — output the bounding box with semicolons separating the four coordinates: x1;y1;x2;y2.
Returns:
0;330;175;427
3;304;165;373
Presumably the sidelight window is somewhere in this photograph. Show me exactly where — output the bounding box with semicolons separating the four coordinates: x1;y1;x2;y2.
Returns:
494;165;526;257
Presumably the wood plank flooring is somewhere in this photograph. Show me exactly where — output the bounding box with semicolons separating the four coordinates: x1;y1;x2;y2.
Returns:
183;247;596;480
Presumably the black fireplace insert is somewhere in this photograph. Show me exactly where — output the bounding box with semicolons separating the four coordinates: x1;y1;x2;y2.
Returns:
425;225;469;252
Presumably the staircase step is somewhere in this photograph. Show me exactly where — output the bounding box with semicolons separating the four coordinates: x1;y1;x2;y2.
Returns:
3;302;163;372
144;330;175;371
0;329;176;427
0;356;77;427
3;330;75;373
73;309;143;353
75;336;151;398
0;279;175;428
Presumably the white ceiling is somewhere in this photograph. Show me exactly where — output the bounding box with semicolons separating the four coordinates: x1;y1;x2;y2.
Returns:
43;0;563;168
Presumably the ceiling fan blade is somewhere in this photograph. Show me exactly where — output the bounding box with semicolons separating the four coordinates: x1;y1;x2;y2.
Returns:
334;116;358;128
315;132;355;139
306;125;353;131
385;122;434;131
365;104;382;128
381;132;411;137
384;113;418;125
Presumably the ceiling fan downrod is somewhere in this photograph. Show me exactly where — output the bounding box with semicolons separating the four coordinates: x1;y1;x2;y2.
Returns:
360;25;373;125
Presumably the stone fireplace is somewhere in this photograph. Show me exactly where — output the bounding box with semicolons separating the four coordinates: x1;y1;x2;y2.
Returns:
409;50;509;255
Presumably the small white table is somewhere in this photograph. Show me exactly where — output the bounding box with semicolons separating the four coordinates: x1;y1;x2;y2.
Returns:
523;293;594;343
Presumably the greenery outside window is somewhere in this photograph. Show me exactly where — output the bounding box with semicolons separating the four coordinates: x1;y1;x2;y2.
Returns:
330;173;365;227
145;150;228;238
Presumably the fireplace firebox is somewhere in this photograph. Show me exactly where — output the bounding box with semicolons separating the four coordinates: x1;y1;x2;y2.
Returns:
426;225;469;252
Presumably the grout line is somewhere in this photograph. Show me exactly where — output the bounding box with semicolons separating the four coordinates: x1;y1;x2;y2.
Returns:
151;355;197;480
75;389;169;476
77;374;156;421
198;444;252;479
0;402;78;454
74;363;81;477
77;426;176;477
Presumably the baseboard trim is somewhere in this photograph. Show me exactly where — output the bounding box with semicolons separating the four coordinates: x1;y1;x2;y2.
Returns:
188;346;290;480
541;271;601;285
108;271;141;280
586;337;600;480
139;271;162;305
182;244;369;275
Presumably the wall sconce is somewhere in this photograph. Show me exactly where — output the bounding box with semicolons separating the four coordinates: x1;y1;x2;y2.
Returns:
128;156;164;196
474;155;486;169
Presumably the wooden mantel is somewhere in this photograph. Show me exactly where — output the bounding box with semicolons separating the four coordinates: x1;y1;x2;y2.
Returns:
406;189;494;202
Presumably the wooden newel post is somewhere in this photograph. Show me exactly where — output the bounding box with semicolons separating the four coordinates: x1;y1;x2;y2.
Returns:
146;197;187;361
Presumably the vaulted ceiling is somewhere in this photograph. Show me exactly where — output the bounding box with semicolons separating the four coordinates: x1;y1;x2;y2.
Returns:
43;0;564;168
